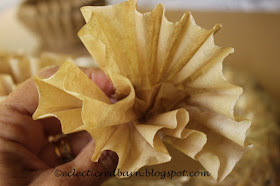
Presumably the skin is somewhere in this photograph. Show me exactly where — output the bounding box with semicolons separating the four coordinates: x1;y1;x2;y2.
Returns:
0;67;118;186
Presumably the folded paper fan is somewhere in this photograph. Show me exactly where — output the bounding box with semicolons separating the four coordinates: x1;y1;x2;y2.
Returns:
33;0;251;182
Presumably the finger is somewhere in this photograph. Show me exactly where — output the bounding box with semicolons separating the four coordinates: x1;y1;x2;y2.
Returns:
41;118;62;136
38;131;93;168
0;104;47;155
67;131;92;157
0;137;50;186
37;142;63;168
85;68;115;97
0;67;60;156
57;141;118;185
75;142;118;175
30;144;118;186
0;137;48;171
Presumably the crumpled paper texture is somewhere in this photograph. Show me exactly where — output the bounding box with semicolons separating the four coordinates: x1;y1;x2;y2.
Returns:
33;0;251;181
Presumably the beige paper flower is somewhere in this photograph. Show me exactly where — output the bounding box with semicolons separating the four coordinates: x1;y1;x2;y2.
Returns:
33;0;251;181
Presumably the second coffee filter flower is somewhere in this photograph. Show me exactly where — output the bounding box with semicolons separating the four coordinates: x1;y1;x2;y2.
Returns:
18;0;106;54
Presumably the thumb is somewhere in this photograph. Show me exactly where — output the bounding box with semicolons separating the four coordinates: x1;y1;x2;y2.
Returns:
57;140;118;186
75;140;118;175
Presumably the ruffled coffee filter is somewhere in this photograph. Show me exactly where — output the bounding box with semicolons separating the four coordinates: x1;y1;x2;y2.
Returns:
33;0;252;183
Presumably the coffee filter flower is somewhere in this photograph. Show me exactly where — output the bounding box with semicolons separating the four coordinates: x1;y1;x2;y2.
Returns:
33;0;251;181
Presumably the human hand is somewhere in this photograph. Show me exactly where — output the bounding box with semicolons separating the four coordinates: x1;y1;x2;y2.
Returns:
0;66;118;186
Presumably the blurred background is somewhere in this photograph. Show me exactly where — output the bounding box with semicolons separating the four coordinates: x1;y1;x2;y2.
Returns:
1;0;280;12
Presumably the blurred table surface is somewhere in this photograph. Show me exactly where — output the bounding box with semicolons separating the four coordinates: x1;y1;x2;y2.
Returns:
0;6;280;104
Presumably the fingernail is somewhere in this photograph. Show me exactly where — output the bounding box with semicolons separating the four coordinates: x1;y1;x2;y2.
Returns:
91;71;106;89
90;70;97;83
